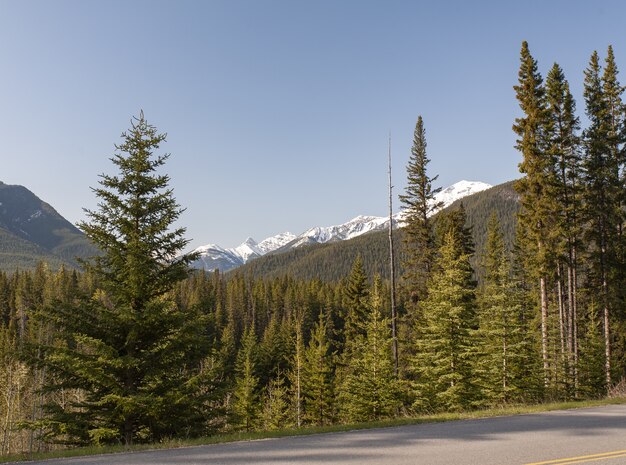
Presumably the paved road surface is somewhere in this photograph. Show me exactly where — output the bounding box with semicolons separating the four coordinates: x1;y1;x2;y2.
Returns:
20;404;626;465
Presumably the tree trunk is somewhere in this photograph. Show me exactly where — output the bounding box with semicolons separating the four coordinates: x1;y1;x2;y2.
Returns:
540;275;549;388
388;135;399;376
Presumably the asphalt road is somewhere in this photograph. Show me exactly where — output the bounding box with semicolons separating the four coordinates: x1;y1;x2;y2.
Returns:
20;404;626;465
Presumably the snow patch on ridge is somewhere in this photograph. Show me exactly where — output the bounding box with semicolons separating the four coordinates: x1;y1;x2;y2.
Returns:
190;180;492;272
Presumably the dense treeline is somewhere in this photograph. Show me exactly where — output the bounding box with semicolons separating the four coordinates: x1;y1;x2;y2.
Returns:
513;42;626;396
2;43;626;455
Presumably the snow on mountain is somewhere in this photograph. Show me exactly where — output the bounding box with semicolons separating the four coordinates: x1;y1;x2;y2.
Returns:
190;180;492;272
189;233;296;272
257;232;297;254
289;215;390;248
393;179;492;225
435;180;491;211
233;237;263;262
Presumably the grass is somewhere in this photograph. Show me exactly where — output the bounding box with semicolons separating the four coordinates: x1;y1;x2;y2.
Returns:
3;396;626;463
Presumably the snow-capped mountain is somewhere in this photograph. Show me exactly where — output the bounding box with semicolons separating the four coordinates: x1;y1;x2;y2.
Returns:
288;215;390;248
190;180;491;272
436;180;491;209
189;234;296;272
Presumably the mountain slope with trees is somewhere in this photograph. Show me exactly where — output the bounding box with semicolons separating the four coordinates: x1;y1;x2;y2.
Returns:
238;181;519;282
0;182;98;271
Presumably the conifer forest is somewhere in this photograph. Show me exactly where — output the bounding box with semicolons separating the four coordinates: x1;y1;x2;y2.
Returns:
2;42;626;455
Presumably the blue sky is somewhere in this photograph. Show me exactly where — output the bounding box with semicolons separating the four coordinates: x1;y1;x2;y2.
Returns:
1;0;625;249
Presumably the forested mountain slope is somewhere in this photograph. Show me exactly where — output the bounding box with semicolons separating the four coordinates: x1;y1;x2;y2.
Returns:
0;181;98;271
237;181;519;281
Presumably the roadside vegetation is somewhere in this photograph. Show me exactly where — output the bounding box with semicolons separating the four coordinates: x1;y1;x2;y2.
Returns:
2;397;625;463
3;42;626;458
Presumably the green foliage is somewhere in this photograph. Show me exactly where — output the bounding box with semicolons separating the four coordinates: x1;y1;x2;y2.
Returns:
239;182;520;285
399;116;440;304
232;325;260;431
257;316;292;388
260;372;290;430
342;256;369;348
339;278;401;422
301;311;335;426
411;231;478;412
476;214;537;404
6;43;626;457
24;113;210;446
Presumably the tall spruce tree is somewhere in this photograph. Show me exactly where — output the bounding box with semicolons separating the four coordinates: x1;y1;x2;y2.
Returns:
28;113;209;445
342;256;369;348
476;214;529;403
601;46;626;382
411;230;478;412
400;116;441;305
545;62;582;393
513;41;554;388
232;325;260;431
288;323;305;428
582;50;621;389
301;311;335;426
339;277;400;421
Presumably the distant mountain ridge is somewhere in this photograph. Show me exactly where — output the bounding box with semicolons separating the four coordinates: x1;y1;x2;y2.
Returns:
189;180;492;272
237;180;520;283
0;181;98;271
190;233;297;272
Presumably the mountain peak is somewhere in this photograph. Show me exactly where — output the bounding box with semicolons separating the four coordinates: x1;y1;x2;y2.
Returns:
190;180;492;272
433;180;491;212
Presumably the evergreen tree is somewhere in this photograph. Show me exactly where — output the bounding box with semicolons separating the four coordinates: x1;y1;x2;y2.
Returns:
27;113;209;445
513;41;554;388
301;310;335;426
342;256;369;349
545;62;582;394
582;49;622;389
288;323;305;428
411;231;478;412
260;371;290;431
257;315;292;388
476;214;529;403
339;277;400;422
435;204;474;257
400;116;441;305
232;325;260;431
601;46;626;382
577;304;608;398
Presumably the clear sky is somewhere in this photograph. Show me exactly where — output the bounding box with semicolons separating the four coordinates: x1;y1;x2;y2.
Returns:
1;0;625;250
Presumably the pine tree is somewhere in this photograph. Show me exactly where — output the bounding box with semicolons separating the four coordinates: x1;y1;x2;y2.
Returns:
509;227;545;401
288;322;305;428
476;214;529;403
435;204;474;259
339;277;400;422
261;371;290;431
601;46;626;382
513;41;554;388
577;304;607;398
582;49;622;389
258;315;292;388
400;116;441;305
232;325;260;431
26;113;208;445
342;256;369;349
411;231;478;412
545;62;582;393
301;311;335;426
